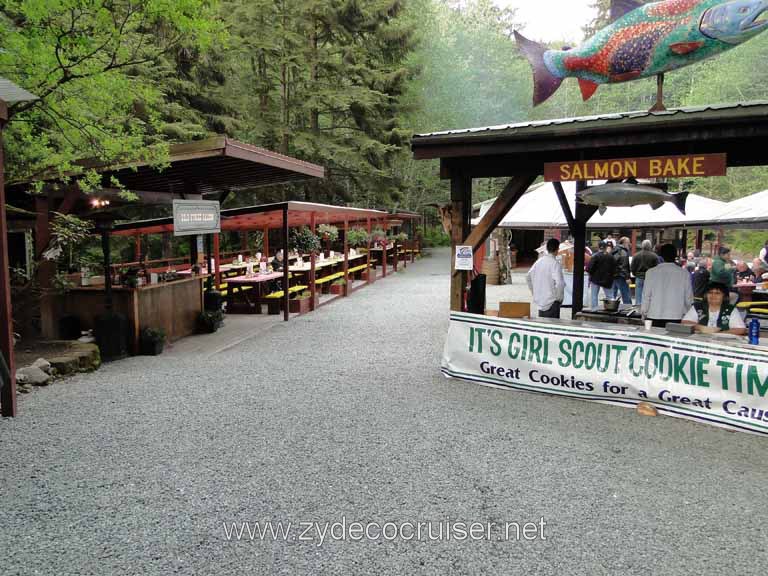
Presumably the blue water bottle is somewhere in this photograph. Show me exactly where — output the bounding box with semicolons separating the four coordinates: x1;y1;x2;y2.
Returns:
749;318;760;345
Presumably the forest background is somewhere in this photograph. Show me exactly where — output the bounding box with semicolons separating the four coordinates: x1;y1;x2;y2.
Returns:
2;0;768;256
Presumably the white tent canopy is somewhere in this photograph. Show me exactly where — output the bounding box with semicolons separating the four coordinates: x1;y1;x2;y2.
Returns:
713;189;768;227
472;182;729;230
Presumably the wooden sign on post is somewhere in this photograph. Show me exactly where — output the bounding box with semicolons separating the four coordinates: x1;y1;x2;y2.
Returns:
544;153;726;182
172;200;221;236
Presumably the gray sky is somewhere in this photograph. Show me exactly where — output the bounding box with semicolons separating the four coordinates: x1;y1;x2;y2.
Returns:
494;1;598;43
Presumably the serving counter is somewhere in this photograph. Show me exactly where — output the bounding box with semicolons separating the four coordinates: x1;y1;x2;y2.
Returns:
55;276;207;353
442;312;768;436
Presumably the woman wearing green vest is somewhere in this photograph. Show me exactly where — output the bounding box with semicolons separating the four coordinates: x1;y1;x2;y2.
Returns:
681;282;746;335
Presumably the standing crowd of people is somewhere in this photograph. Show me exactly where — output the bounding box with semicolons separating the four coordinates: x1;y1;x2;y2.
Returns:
526;234;766;335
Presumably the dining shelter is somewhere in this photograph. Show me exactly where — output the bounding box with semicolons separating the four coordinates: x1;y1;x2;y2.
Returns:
112;202;389;321
7;136;325;340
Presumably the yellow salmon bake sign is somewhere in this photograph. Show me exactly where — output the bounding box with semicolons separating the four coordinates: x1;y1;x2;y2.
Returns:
544;154;727;182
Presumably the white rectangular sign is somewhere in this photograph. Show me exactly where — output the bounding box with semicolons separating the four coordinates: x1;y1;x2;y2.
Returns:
455;245;474;271
173;200;221;236
443;312;768;436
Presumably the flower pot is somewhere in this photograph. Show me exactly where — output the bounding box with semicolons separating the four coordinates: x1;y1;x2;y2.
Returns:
139;339;164;356
289;297;311;314
330;283;345;295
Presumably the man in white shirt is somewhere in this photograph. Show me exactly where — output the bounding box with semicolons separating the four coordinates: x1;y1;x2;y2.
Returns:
527;238;565;319
641;243;693;328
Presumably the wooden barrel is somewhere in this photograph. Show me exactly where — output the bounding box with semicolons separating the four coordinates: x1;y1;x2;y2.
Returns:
481;259;500;285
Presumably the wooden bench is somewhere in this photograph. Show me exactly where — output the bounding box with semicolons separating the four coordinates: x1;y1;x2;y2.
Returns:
261;285;309;314
347;264;369;280
314;272;345;293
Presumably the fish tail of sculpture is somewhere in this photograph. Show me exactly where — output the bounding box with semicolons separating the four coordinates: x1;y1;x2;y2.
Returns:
672;191;689;215
514;31;563;106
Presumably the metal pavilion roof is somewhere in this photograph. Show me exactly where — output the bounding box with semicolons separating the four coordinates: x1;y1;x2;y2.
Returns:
0;78;37;103
10;136;325;198
413;101;768;143
112;201;387;236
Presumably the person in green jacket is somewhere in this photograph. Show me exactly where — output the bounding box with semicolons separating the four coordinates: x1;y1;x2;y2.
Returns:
710;246;735;288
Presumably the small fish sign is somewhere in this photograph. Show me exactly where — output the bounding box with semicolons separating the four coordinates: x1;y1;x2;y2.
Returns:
455;246;474;271
544;154;727;181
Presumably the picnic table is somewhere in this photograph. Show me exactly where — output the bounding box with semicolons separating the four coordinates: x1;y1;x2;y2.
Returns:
225;272;285;313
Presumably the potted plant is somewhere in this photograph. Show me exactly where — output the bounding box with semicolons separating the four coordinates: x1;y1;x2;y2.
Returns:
330;277;346;295
197;309;224;333
139;327;166;355
347;228;370;250
371;228;387;247
317;224;339;242
290;226;321;257
288;290;314;314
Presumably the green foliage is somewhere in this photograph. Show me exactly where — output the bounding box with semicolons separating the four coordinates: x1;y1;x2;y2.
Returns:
317;224;339;242
0;0;222;190
347;227;370;247
421;226;450;247
289;226;321;254
370;227;387;245
140;326;166;343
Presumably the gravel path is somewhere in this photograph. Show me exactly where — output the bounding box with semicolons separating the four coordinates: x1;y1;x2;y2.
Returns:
2;248;767;575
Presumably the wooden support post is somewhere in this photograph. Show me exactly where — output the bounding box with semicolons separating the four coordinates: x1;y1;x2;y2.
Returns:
682;229;688;256
310;213;317;310
282;206;289;321
241;231;248;253
450;173;472;312
572;181;598;315
205;234;214;292
366;217;372;284
381;219;387;278
462;173;538;251
553;182;575;231
35;196;56;338
263;227;269;260
0;103;17;416
343;218;349;296
189;235;198;266
631;229;638;254
695;229;704;252
213;233;221;287
134;232;141;262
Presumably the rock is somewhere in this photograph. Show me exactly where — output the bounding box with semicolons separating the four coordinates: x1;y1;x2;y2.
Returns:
32;358;52;374
16;366;52;386
636;402;658;417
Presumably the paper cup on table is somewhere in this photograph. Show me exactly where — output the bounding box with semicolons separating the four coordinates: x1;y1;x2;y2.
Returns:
644;320;652;331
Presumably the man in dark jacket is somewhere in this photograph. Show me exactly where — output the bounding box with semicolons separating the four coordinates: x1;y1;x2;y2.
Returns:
630;239;659;306
611;236;632;304
587;241;616;309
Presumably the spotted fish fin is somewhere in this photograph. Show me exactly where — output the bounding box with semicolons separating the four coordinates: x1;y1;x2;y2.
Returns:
578;79;599;101
610;0;643;22
650;201;664;210
515;31;563;106
670;41;704;55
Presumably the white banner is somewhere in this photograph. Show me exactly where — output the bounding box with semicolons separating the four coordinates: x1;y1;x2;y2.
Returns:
442;312;768;436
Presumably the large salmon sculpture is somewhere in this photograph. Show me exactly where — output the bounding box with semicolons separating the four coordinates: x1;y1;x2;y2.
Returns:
515;0;768;107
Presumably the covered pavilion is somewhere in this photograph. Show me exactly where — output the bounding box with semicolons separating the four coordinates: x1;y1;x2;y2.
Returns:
411;101;768;313
113;201;389;321
7;136;325;338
